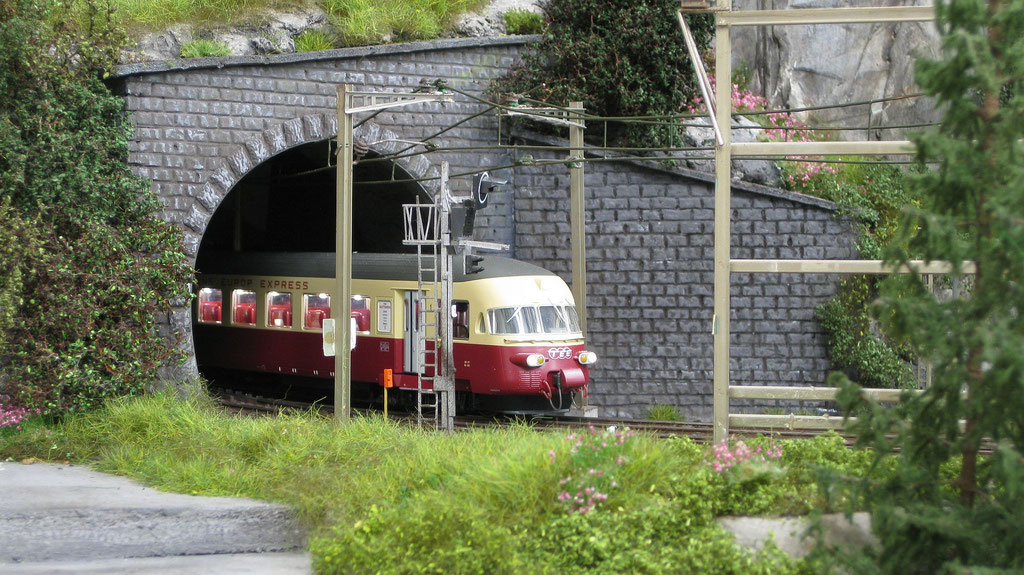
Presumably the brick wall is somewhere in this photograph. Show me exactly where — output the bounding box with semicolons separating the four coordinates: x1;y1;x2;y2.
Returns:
114;37;530;252
111;38;529;381
509;143;859;420
112;38;859;420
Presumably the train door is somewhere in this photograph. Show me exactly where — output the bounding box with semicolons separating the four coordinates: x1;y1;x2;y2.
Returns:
403;291;422;374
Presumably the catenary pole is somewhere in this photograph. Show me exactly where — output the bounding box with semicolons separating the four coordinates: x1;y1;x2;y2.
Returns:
335;84;354;423
712;3;732;443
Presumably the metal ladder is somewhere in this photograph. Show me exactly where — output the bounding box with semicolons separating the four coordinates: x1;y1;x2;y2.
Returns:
403;200;438;427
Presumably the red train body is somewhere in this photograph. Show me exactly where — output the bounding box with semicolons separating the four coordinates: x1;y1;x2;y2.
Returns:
193;252;596;411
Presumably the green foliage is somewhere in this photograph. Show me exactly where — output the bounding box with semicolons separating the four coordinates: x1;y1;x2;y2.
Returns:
0;201;38;359
0;0;192;417
781;160;919;389
503;8;543;35
645;402;684;421
816;277;916;390
554;426;636;514
524;504;798;575
293;29;334;52
2;395;890;573
831;1;1024;572
492;0;714;148
323;0;486;47
180;38;231;58
781;162;914;259
317;500;527;575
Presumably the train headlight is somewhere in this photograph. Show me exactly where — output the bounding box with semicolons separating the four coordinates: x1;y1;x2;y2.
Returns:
511;353;547;368
576;351;598;365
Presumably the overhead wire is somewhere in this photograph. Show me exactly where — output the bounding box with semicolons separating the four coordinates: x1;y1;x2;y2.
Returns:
317;75;936;185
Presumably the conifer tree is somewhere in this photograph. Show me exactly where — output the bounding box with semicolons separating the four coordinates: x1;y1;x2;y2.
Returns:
833;0;1024;571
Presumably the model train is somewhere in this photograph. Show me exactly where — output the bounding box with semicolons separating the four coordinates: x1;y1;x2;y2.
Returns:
192;251;596;412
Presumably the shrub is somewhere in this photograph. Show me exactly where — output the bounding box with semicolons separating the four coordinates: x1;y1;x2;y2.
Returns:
503;8;543;35
551;425;636;514
492;0;714;148
293;29;334;52
0;200;38;358
316;500;527;575
0;0;192;417
816;279;917;390
180;39;231;58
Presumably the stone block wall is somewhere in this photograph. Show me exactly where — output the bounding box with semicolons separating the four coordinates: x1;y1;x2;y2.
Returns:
112;37;860;420
112;38;529;381
112;37;530;258
510;147;859;420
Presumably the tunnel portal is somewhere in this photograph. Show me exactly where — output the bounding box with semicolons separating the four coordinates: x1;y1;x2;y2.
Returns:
197;141;427;258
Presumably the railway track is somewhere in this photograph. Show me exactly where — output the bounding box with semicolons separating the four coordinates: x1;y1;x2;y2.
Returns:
211;388;854;444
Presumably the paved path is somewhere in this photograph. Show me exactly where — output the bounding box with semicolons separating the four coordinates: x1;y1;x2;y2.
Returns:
0;462;312;574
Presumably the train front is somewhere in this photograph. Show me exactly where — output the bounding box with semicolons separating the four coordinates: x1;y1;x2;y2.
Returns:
453;257;596;412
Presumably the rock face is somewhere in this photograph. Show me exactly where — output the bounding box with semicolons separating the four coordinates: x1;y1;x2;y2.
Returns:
455;0;543;37
730;0;941;141
720;512;876;559
684;115;781;185
125;1;541;62
126;8;328;62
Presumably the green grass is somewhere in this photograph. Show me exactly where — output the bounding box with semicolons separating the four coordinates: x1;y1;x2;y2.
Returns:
645;403;685;421
107;0;307;32
99;0;489;47
503;7;544;35
180;39;232;58
294;29;334;52
323;0;488;46
0;392;883;574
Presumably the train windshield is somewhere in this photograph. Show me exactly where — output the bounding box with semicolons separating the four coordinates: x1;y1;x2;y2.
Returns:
487;305;581;336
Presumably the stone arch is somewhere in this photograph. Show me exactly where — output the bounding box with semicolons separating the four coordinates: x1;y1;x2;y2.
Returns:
178;113;441;258
172;113;443;382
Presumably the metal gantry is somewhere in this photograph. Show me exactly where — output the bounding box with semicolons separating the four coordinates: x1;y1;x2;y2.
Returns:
676;1;942;442
401;164;456;430
401;162;510;430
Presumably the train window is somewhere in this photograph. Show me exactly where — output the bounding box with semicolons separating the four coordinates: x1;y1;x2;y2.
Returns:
197;288;222;324
487;306;541;335
352;295;370;333
232;289;257;326
303;293;331;329
266;291;292;328
452;301;469;339
487;305;581;336
539;305;581;334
